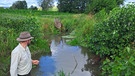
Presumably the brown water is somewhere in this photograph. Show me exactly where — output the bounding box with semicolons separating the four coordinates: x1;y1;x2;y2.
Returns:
31;35;101;76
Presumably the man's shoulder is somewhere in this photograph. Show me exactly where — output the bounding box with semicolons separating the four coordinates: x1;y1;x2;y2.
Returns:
11;44;21;54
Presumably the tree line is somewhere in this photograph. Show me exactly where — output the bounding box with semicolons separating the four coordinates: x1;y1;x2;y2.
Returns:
9;0;54;10
8;0;124;14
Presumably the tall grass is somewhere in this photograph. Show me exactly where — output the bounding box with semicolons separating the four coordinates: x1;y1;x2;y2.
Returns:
0;27;17;75
0;9;50;75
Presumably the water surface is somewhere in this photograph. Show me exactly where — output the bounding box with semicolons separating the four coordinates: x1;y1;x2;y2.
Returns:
31;35;100;76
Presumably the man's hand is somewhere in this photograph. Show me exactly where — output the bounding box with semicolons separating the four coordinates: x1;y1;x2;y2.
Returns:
32;60;39;65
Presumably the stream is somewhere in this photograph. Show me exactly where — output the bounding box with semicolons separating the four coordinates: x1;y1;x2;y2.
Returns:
31;35;101;76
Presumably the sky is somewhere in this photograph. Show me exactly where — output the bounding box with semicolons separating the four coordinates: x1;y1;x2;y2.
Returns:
0;0;135;8
0;0;39;8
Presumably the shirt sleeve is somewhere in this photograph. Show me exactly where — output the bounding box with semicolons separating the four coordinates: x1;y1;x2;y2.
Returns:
10;52;20;76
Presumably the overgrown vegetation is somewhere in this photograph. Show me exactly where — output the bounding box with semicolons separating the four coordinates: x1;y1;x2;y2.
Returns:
0;8;82;75
0;9;50;75
89;4;135;57
71;3;135;76
1;2;135;76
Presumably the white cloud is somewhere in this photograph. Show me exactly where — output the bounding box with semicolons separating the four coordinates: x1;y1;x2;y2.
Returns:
26;0;39;7
124;0;135;5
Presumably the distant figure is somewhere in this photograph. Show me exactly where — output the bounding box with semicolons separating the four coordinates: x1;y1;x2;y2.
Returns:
54;18;65;32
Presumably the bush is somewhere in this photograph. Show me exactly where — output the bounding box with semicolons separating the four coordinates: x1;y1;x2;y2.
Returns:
89;4;135;57
102;47;135;76
86;0;119;14
100;4;135;75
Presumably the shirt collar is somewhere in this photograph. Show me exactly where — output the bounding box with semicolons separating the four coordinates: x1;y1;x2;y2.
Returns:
19;43;26;51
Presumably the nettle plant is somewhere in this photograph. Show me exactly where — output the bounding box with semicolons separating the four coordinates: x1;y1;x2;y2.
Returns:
89;4;135;57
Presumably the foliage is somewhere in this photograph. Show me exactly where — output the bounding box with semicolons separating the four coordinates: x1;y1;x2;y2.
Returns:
57;0;124;14
0;27;17;54
66;38;79;46
37;0;54;10
57;0;90;13
63;3;135;76
0;27;17;76
10;1;27;9
0;9;81;75
1;3;135;76
0;13;49;51
0;8;72;17
86;0;124;14
94;9;108;23
102;46;135;76
62;16;78;32
88;4;135;57
40;17;59;35
100;4;135;75
73;15;95;46
70;10;108;47
0;11;49;75
55;70;70;76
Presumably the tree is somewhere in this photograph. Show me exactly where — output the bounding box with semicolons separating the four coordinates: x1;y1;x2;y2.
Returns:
86;0;125;14
11;1;27;9
57;0;124;14
37;0;54;10
57;0;90;13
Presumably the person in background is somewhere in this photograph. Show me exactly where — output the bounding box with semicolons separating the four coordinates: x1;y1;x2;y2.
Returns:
10;31;39;76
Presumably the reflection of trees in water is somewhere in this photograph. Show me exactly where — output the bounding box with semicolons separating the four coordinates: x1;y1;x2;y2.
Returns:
53;35;63;45
80;47;90;57
47;35;63;47
51;35;101;76
83;58;101;76
81;47;101;76
50;35;64;56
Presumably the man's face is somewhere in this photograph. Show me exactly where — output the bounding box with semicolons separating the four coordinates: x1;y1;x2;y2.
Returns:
27;39;31;46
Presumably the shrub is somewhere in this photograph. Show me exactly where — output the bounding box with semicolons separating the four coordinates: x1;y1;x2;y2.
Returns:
102;47;135;76
89;4;135;57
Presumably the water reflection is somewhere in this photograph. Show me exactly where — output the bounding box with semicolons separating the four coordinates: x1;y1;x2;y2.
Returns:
39;56;56;76
31;35;100;76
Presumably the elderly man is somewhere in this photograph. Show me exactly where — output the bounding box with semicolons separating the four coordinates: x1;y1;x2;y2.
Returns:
10;31;39;76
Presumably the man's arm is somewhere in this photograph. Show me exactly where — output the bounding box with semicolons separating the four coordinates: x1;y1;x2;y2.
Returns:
10;52;20;76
